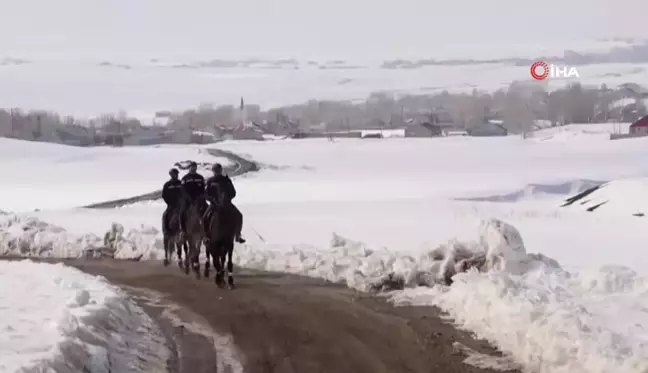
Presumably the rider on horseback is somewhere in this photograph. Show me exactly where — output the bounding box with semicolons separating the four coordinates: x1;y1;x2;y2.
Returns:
162;168;183;234
180;161;207;234
204;163;246;243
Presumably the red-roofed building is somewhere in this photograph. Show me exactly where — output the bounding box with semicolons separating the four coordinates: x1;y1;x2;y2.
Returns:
630;115;648;135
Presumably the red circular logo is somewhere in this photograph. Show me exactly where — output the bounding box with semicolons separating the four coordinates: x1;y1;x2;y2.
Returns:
530;61;549;80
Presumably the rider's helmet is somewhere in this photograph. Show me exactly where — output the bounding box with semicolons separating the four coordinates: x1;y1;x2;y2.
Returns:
212;163;223;172
169;168;179;176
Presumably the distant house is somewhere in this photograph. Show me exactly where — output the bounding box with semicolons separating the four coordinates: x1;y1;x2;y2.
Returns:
532;119;553;130
404;122;442;137
190;130;219;144
231;122;264;140
629;115;648;135
123;127;173;146
56;126;93;146
430;111;462;136
467;120;508;137
308;122;328;133
361;132;383;139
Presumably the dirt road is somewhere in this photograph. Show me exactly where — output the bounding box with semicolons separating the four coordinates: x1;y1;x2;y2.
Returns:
58;259;518;373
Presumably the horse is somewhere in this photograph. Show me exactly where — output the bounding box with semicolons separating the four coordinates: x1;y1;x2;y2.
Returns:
162;206;185;268
183;198;207;278
204;193;240;289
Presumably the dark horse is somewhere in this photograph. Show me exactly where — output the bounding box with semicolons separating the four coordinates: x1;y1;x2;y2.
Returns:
204;192;241;289
162;206;186;268
183;199;207;278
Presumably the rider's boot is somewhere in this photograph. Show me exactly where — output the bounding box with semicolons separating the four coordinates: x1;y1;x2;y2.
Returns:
235;233;246;243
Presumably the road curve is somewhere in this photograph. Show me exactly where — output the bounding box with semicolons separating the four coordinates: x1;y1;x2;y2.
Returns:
83;147;259;209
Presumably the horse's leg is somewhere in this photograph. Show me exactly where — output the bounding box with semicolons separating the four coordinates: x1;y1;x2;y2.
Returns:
192;238;201;279
214;240;225;287
183;240;192;275
226;240;235;289
163;235;170;266
183;239;189;261
203;243;211;279
175;236;183;268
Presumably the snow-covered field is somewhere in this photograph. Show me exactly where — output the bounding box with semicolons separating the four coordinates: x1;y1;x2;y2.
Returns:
0;260;168;372
3;123;648;372
0;137;229;212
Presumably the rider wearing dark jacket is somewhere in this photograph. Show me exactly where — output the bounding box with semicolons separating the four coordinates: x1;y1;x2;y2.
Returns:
180;161;207;233
204;163;246;243
181;162;206;201
162;168;183;234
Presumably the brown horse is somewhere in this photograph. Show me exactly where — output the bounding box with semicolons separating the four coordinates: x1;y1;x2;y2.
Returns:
204;195;240;289
183;199;206;278
162;207;185;268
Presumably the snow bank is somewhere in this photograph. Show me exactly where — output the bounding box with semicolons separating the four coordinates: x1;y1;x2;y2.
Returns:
3;209;648;372
234;218;560;291
0;260;168;372
0;212;160;259
562;177;648;216
0;138;230;212
390;223;648;373
0;211;558;291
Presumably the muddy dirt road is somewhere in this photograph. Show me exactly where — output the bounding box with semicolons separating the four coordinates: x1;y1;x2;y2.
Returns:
60;259;518;373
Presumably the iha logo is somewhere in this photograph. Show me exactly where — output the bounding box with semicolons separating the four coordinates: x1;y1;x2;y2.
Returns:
530;61;580;80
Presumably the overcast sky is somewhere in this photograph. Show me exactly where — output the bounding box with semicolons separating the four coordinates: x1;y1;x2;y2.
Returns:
1;0;646;60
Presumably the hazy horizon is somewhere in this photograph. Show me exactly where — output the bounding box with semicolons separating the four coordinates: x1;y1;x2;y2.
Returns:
1;0;646;61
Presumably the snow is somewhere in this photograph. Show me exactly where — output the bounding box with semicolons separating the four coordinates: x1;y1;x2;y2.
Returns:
563;177;648;216
0;138;230;212
531;122;633;142
3;125;648;372
0;260;168;372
